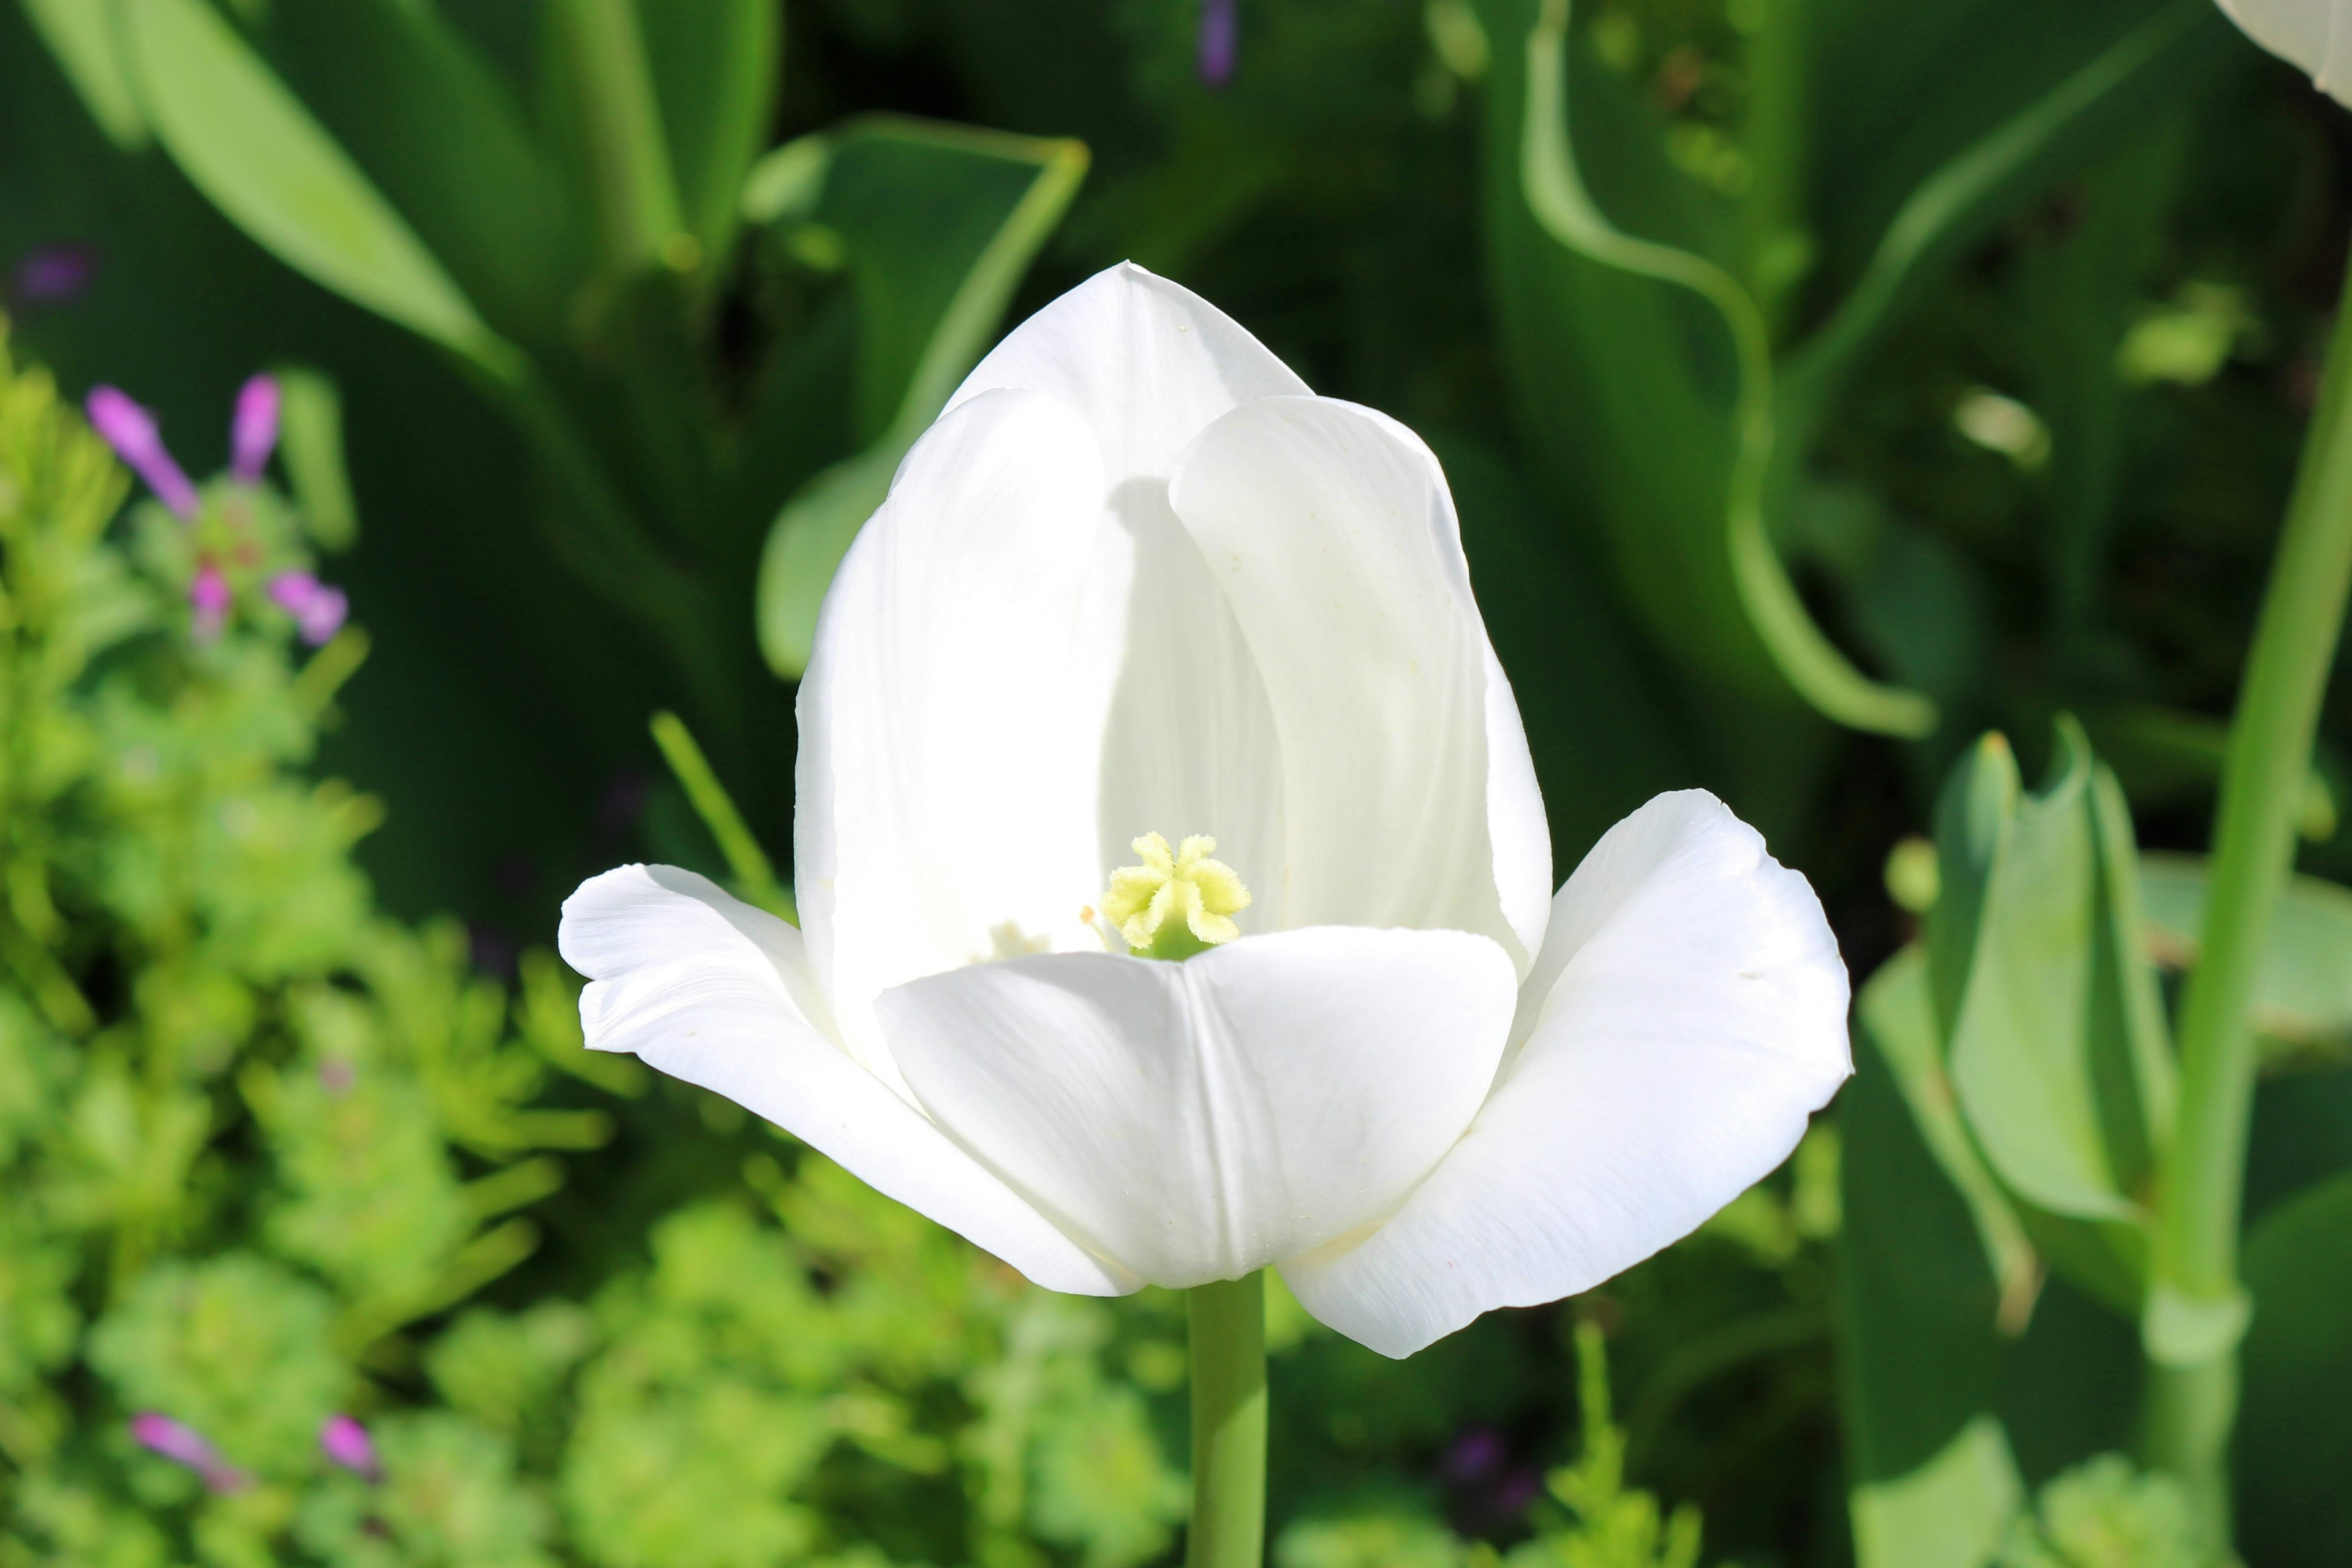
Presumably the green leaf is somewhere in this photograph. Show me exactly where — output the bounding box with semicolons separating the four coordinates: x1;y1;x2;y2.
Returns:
1945;723;2150;1224
20;0;146;149
1927;731;2023;1046
1838;997;2016;1528
265;0;586;346
2141;853;2352;1054
1782;1;2226;434
1856;946;2042;1336
755;116;1088;678
119;0;518;378
1850;1415;2024;1568
1506;0;1934;738
2238;1167;2352;1567
642;0;779;266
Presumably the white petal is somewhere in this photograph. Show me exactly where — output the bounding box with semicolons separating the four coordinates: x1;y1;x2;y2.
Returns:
948;261;1310;491
876;929;1519;1287
1168;396;1550;968
795;388;1121;1086
1281;792;1850;1357
559;865;1128;1295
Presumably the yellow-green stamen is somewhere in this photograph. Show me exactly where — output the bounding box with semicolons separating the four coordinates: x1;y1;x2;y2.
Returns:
1101;832;1252;960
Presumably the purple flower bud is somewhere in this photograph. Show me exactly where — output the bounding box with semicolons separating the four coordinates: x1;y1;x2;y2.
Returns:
1197;0;1237;86
231;375;281;483
319;1414;382;1480
10;243;98;307
86;387;199;518
129;1413;247;1493
1441;1426;1507;1483
190;564;232;643
267;570;349;645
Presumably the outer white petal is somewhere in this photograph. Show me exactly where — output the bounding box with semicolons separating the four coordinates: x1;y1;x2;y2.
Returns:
947;261;1310;488
559;865;1128;1295
1281;792;1850;1357
2217;0;2352;104
876;929;1519;1287
1169;395;1550;969
795;388;1121;1087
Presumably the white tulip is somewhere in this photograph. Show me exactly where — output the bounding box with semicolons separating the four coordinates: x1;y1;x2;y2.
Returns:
559;263;1852;1357
2217;0;2352;103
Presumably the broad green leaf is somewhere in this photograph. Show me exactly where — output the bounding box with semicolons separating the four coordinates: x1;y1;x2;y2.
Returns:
1781;1;2226;435
1841;947;2144;1551
1926;732;2022;1046
1856;946;2041;1335
1510;0;1934;738
1804;0;2214;288
2238;1167;2352;1566
643;0;778;265
2141;853;2352;1052
1946;725;2146;1223
755;117;1088;677
120;0;518;379
541;0;685;274
21;0;146;149
266;0;585;347
1838;1004;2011;1497
1849;1415;2022;1568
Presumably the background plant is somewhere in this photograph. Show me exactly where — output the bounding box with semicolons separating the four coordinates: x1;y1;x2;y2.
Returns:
4;0;2351;1563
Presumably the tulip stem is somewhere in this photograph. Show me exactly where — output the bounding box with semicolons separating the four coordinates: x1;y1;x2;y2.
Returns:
2145;247;2352;1539
1186;1272;1267;1568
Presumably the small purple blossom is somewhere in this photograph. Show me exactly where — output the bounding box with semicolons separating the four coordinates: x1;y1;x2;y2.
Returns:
10;243;98;307
1197;0;1237;86
86;386;199;518
190;564;233;643
129;1413;247;1493
318;1058;357;1095
1441;1425;1507;1484
320;1414;383;1481
268;570;349;645
232;375;281;483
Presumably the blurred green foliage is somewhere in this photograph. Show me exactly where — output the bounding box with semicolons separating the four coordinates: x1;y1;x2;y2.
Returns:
5;0;2352;1563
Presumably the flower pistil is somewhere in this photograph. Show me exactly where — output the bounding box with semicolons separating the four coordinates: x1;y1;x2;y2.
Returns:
1101;832;1252;960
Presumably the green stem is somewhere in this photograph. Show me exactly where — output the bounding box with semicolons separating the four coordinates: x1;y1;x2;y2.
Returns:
1186;1273;1267;1568
1740;0;1811;338
648;709;793;922
2146;247;2352;1539
548;0;684;273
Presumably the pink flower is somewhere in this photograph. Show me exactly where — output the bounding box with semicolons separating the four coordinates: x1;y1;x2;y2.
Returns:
319;1414;382;1481
268;570;349;645
232;375;279;483
129;1413;247;1493
86;387;198;518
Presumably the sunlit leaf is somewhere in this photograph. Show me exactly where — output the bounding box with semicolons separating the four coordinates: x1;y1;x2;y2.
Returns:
119;0;520;377
755;116;1088;677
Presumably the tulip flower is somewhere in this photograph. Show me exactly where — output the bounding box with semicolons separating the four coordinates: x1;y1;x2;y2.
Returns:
2215;0;2352;104
560;263;1850;1362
